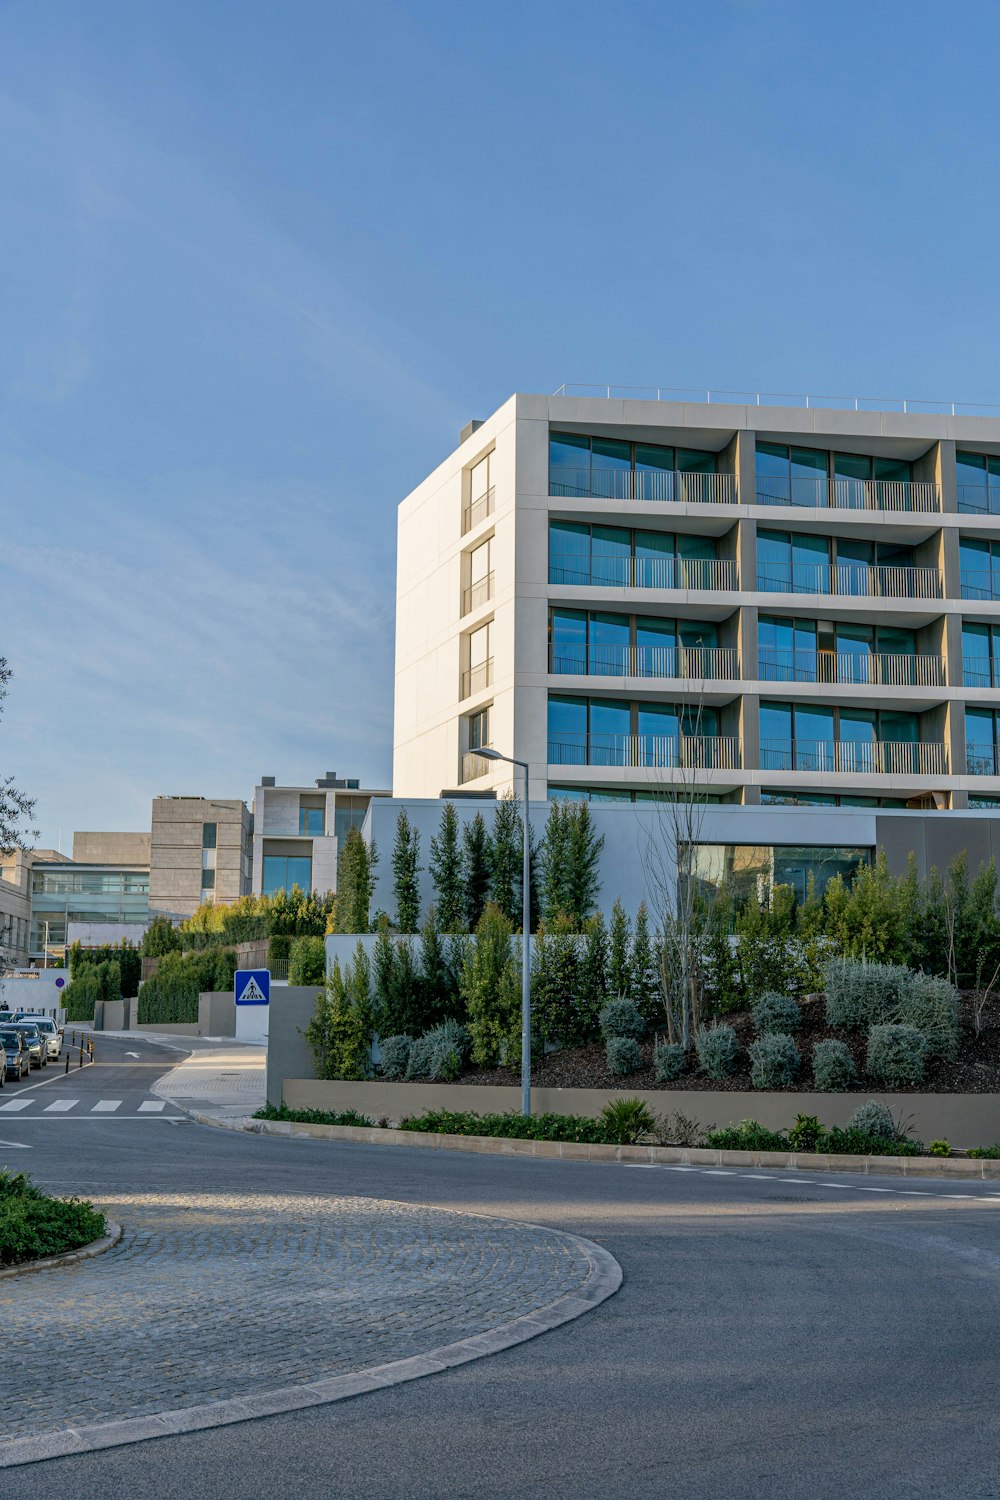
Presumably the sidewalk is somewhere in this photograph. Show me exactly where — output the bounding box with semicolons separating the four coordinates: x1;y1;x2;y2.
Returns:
150;1042;266;1123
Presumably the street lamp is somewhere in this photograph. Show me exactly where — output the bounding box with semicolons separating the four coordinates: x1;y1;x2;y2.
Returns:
477;748;532;1116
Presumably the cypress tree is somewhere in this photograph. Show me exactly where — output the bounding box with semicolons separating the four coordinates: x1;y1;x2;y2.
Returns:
608;898;633;998
578;911;610;1042
630;902;661;1025
334;828;378;933
462;812;492;931
564;802;605;926
391;808;421;933
429;802;465;932
540;801;571;923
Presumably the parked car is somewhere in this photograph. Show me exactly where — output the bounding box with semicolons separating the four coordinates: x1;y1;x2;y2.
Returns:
10;1023;45;1068
13;1015;61;1059
0;1029;29;1082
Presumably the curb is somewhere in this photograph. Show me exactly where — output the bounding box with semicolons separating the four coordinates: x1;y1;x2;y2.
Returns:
228;1117;1000;1181
0;1216;620;1469
0;1221;122;1282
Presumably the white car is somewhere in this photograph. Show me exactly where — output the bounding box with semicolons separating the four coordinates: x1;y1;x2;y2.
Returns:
13;1014;61;1060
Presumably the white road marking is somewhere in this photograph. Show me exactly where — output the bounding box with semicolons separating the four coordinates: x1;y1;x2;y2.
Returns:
138;1101;166;1113
91;1100;122;1113
0;1099;33;1112
44;1099;78;1113
0;1138;30;1149
125;1052;139;1058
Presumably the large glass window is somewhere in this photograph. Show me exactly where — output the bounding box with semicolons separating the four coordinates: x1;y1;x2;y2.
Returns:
299;806;324;836
202;823;217;849
549;520;589;585
548;695;588;764
547;695;723;767
688;843;870;904
550;432;716;501
963;623;1000;688
957;451;1000;515
591;525;632;587
549;521;719;588
757;443;913;509
262;855;312;896
961;537;1000;600
333;797;368;843
762;701;922;772
469;706;490;751
967;708;1000;775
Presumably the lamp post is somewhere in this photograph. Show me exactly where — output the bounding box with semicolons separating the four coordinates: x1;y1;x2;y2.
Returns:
477;748;532;1115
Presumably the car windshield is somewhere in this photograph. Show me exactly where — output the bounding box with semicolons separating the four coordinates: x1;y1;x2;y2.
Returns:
0;1032;20;1049
15;1026;39;1039
18;1017;55;1032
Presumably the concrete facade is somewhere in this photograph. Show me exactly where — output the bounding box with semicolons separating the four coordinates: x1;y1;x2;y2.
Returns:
251;773;389;898
72;831;151;865
394;392;1000;811
148;796;252;918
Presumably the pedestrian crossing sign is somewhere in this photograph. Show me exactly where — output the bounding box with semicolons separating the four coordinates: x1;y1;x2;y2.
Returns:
235;969;270;1005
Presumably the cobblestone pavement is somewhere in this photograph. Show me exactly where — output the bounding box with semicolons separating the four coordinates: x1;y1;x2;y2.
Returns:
0;1191;595;1441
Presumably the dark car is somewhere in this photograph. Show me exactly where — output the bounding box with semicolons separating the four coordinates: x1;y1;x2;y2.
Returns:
11;1022;45;1069
0;1028;29;1082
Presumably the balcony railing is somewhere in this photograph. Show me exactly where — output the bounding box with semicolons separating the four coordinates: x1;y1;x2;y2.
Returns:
462;572;494;615
967;744;1000;775
963;657;1000;688
461;750;493;782
549;468;735;504
755;476;940;512
550;645;740;681
550;556;738;591
958;485;1000;516
460;658;494;699
462;486;495;534
960;570;1000;601
756;563;943;599
548;733;742;770
760;739;948;775
758;649;946;688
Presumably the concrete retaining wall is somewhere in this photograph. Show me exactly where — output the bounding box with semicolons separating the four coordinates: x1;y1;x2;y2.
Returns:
265;987;325;1106
280;1078;1000;1148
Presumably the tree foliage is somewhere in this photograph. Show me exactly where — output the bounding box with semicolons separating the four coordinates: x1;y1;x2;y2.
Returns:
334;829;378;934
391;809;421;934
429;803;464;933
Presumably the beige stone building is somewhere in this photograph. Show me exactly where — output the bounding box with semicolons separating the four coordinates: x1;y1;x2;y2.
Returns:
148;797;252;918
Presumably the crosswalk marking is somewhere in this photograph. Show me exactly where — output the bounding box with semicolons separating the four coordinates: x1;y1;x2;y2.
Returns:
92;1100;122;1113
44;1099;79;1113
138;1101;166;1113
0;1099;33;1112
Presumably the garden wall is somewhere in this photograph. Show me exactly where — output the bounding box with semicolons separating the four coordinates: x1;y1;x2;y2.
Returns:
279;1078;1000;1147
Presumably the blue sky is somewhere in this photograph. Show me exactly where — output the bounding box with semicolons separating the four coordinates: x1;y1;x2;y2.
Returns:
3;0;1000;848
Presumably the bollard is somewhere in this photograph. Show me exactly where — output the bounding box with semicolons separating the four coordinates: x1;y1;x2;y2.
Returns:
79;1043;84;1068
65;1052;70;1074
88;1039;94;1061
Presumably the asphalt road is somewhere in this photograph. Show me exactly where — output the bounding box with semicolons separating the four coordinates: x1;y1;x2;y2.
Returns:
3;1035;1000;1500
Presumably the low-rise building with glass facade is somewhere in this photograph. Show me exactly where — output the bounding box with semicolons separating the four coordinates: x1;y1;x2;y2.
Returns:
251;773;390;897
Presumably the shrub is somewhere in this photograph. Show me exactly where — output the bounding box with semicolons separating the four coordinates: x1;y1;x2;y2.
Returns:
895;972;961;1060
63;969;100;1022
141;916;180;957
398;1109;613;1145
379;1034;412;1080
599;998;645;1041
253;1104;374;1127
752;991;801;1035
606;1036;642;1076
405;1035;435;1080
847;1100;897;1140
823;957;911;1030
288;936;326;986
824;1127;922;1157
654;1041;685;1082
788;1113;824;1151
423;1019;470;1081
599;1098;655;1144
812;1039;857;1092
695;1024;739;1080
651;1110;705;1147
929;1139;951;1157
0;1171;106;1267
866;1024;927;1085
748;1032;799;1089
967;1144;1000;1159
705;1119;789;1152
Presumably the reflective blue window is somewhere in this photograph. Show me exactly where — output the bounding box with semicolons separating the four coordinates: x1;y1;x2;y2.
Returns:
550;609;587;674
549;520;589;586
262;855;312;896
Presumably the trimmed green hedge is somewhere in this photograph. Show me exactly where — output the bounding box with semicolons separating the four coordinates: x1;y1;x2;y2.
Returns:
252;1104;376;1127
69;940;141;998
0;1171;106;1267
136;949;237;1024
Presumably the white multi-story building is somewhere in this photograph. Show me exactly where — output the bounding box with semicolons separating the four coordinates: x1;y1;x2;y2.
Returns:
251;773;390;897
394;389;1000;813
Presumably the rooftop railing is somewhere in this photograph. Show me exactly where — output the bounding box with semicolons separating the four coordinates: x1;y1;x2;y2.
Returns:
550;645;740;681
548;733;742;771
552;384;1000;417
760;739;948;775
550;555;738;591
755;476;940;513
758;650;946;688
756;563;943;600
549;467;735;505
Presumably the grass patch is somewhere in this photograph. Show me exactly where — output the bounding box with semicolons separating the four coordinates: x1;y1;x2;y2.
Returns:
252;1104;376;1127
0;1171;106;1268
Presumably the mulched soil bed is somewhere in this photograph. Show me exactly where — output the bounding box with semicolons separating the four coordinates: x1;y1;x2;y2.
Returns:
461;989;1000;1095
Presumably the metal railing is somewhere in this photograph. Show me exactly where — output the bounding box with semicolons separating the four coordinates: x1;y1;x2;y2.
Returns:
755;476;940;513
462;486;495;534
957;485;1000;516
760;739;948;775
963;657;1000;688
550;555;738;591
549;467;735;504
460;658;493;699
960;570;1000;601
758;649;946;688
462;572;494;615
461;750;493;782
550;645;740;680
552;384;1000;417
756;563;943;599
548;733;742;770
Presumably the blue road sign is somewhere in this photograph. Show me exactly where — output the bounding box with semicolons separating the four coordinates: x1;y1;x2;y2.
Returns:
235;969;270;1005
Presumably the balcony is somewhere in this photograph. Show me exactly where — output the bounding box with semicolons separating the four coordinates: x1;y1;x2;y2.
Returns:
550;645;740;681
549;468;735;505
761;739;948;775
755;476;940;513
967;744;1000;775
461;750;493;782
963;658;1000;689
460;658;493;699
550;556;738;591
548;733;742;771
756;563;942;600
961;570;1000;601
958;486;1000;516
759;649;946;688
462;486;495;534
462;572;494;615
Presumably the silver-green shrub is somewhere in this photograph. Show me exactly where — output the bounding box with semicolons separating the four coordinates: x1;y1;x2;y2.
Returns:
812;1039;856;1091
848;1100;896;1139
823;958;911;1030
599;998;645;1041
424;1019;471;1081
654;1041;685;1082
895;973;960;1060
866;1024;927;1085
380;1034;412;1080
405;1035;435;1080
606;1036;642;1076
748;1032;799;1089
695;1024;739;1080
751;991;801;1035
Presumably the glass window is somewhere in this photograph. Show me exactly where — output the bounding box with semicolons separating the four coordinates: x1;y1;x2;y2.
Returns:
961;537;1000;600
200;868;215;891
874;457;911;485
963;623;1000;687
333;800;368;842
756;442;791;505
589;612;630;675
548;696;587;765
263;855;312;896
299;807;324;835
549;520;589;585
470;453;492;502
470;537;492;585
590;438;632;500
591;525;632;588
790;447;828;507
469;707;490;751
589;699;631;764
634;528;675;588
956;451;1000;514
676;448;716;474
636;615;676;675
792;532;830;593
635;444;675;503
469;622;491;668
202;823;217;849
550;609;587;674
757;529;792;591
966;708;999;775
